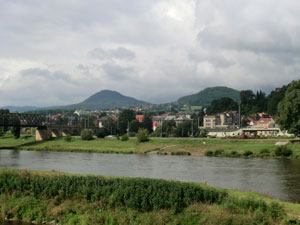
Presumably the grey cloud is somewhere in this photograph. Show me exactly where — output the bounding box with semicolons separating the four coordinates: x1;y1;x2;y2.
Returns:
88;47;135;61
102;63;134;80
1;0;300;106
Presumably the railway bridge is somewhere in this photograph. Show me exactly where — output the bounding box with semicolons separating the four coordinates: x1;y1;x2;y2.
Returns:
0;113;97;141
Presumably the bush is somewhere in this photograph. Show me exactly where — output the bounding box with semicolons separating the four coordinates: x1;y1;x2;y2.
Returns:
214;149;224;156
81;129;94;141
275;146;293;157
121;134;129;141
136;128;149;142
64;134;72;142
199;129;207;138
205;150;213;156
95;130;106;138
260;149;270;154
243;150;253;157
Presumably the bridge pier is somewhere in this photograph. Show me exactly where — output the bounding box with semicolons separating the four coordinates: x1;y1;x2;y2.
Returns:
36;127;51;141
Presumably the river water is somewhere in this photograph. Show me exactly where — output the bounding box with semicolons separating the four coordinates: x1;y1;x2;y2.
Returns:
1;149;300;203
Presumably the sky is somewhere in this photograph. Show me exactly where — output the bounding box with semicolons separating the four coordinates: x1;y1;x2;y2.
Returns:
1;0;300;106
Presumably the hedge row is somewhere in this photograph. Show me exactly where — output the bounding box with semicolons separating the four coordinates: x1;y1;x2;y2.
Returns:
0;171;227;213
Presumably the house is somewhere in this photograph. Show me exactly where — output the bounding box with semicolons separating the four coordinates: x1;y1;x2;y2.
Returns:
136;115;144;123
152;116;166;131
203;112;239;129
255;118;276;129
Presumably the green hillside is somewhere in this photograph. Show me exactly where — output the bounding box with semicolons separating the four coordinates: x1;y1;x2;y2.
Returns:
177;86;240;107
65;90;149;110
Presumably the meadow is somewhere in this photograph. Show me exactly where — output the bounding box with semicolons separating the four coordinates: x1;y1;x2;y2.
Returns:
1;134;300;158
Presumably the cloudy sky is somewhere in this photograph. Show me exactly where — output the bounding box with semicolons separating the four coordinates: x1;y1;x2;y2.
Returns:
1;0;300;106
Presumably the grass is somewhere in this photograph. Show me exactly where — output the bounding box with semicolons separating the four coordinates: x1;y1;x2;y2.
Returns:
0;168;300;225
1;134;300;158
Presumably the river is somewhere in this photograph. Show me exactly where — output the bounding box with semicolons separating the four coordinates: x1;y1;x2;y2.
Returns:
1;149;300;203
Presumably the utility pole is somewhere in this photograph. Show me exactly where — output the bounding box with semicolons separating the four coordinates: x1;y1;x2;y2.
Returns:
160;121;162;138
238;103;241;128
191;121;194;137
127;119;129;136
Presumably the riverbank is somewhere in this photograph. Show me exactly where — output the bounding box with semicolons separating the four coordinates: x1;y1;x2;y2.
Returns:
0;168;299;225
1;134;300;158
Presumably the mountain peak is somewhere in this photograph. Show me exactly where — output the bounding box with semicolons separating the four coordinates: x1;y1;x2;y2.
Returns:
65;90;149;110
177;86;240;107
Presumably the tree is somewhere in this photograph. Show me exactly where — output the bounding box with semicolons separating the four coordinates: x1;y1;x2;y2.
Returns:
10;117;20;139
142;113;154;134
162;120;176;136
240;90;255;115
129;120;140;133
277;80;300;136
136;128;149;142
174;121;192;137
118;109;136;135
266;85;288;115
81;129;94;141
206;97;238;115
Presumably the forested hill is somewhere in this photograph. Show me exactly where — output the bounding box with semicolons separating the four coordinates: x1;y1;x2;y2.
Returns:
177;86;240;107
64;90;149;110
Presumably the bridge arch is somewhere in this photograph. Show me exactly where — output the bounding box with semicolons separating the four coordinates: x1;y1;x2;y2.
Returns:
62;129;71;136
51;129;60;138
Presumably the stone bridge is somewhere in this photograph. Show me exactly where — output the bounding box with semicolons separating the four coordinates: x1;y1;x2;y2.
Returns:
36;126;100;141
36;126;84;141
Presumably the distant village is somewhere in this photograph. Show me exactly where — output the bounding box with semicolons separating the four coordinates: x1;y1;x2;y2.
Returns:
47;101;291;138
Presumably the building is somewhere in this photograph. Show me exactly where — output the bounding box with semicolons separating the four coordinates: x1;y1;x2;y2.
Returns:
203;112;239;129
136;115;144;123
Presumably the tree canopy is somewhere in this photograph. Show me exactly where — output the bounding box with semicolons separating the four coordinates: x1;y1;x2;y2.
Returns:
277;80;300;136
206;97;238;115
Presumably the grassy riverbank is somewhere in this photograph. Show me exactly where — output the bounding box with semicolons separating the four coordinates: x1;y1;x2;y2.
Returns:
0;168;300;225
1;134;300;158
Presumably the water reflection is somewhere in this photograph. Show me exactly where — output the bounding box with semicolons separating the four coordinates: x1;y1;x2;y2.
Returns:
0;149;300;202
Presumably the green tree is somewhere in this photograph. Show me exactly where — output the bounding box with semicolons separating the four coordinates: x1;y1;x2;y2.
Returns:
118;109;136;135
266;86;288;115
240;90;255;115
277;80;300;136
162;120;176;136
81;129;94;141
206;97;238;115
142;113;154;134
129;120;140;133
174;121;192;137
136;128;149;142
10;117;21;139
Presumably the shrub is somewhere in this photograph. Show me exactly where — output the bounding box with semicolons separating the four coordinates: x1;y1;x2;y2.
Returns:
199;129;207;138
136;128;149;142
230;150;238;156
260;149;270;154
64;134;72;142
95;130;106;138
121;134;129;141
0;130;3;137
275;146;293;157
81;129;94;141
243;150;253;157
214;149;224;156
205;150;213;156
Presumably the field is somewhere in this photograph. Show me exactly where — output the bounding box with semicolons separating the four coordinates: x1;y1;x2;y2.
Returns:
0;168;300;225
1;134;300;158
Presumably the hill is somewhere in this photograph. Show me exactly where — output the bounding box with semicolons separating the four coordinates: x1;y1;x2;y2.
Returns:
177;86;240;107
65;90;149;110
0;106;40;113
